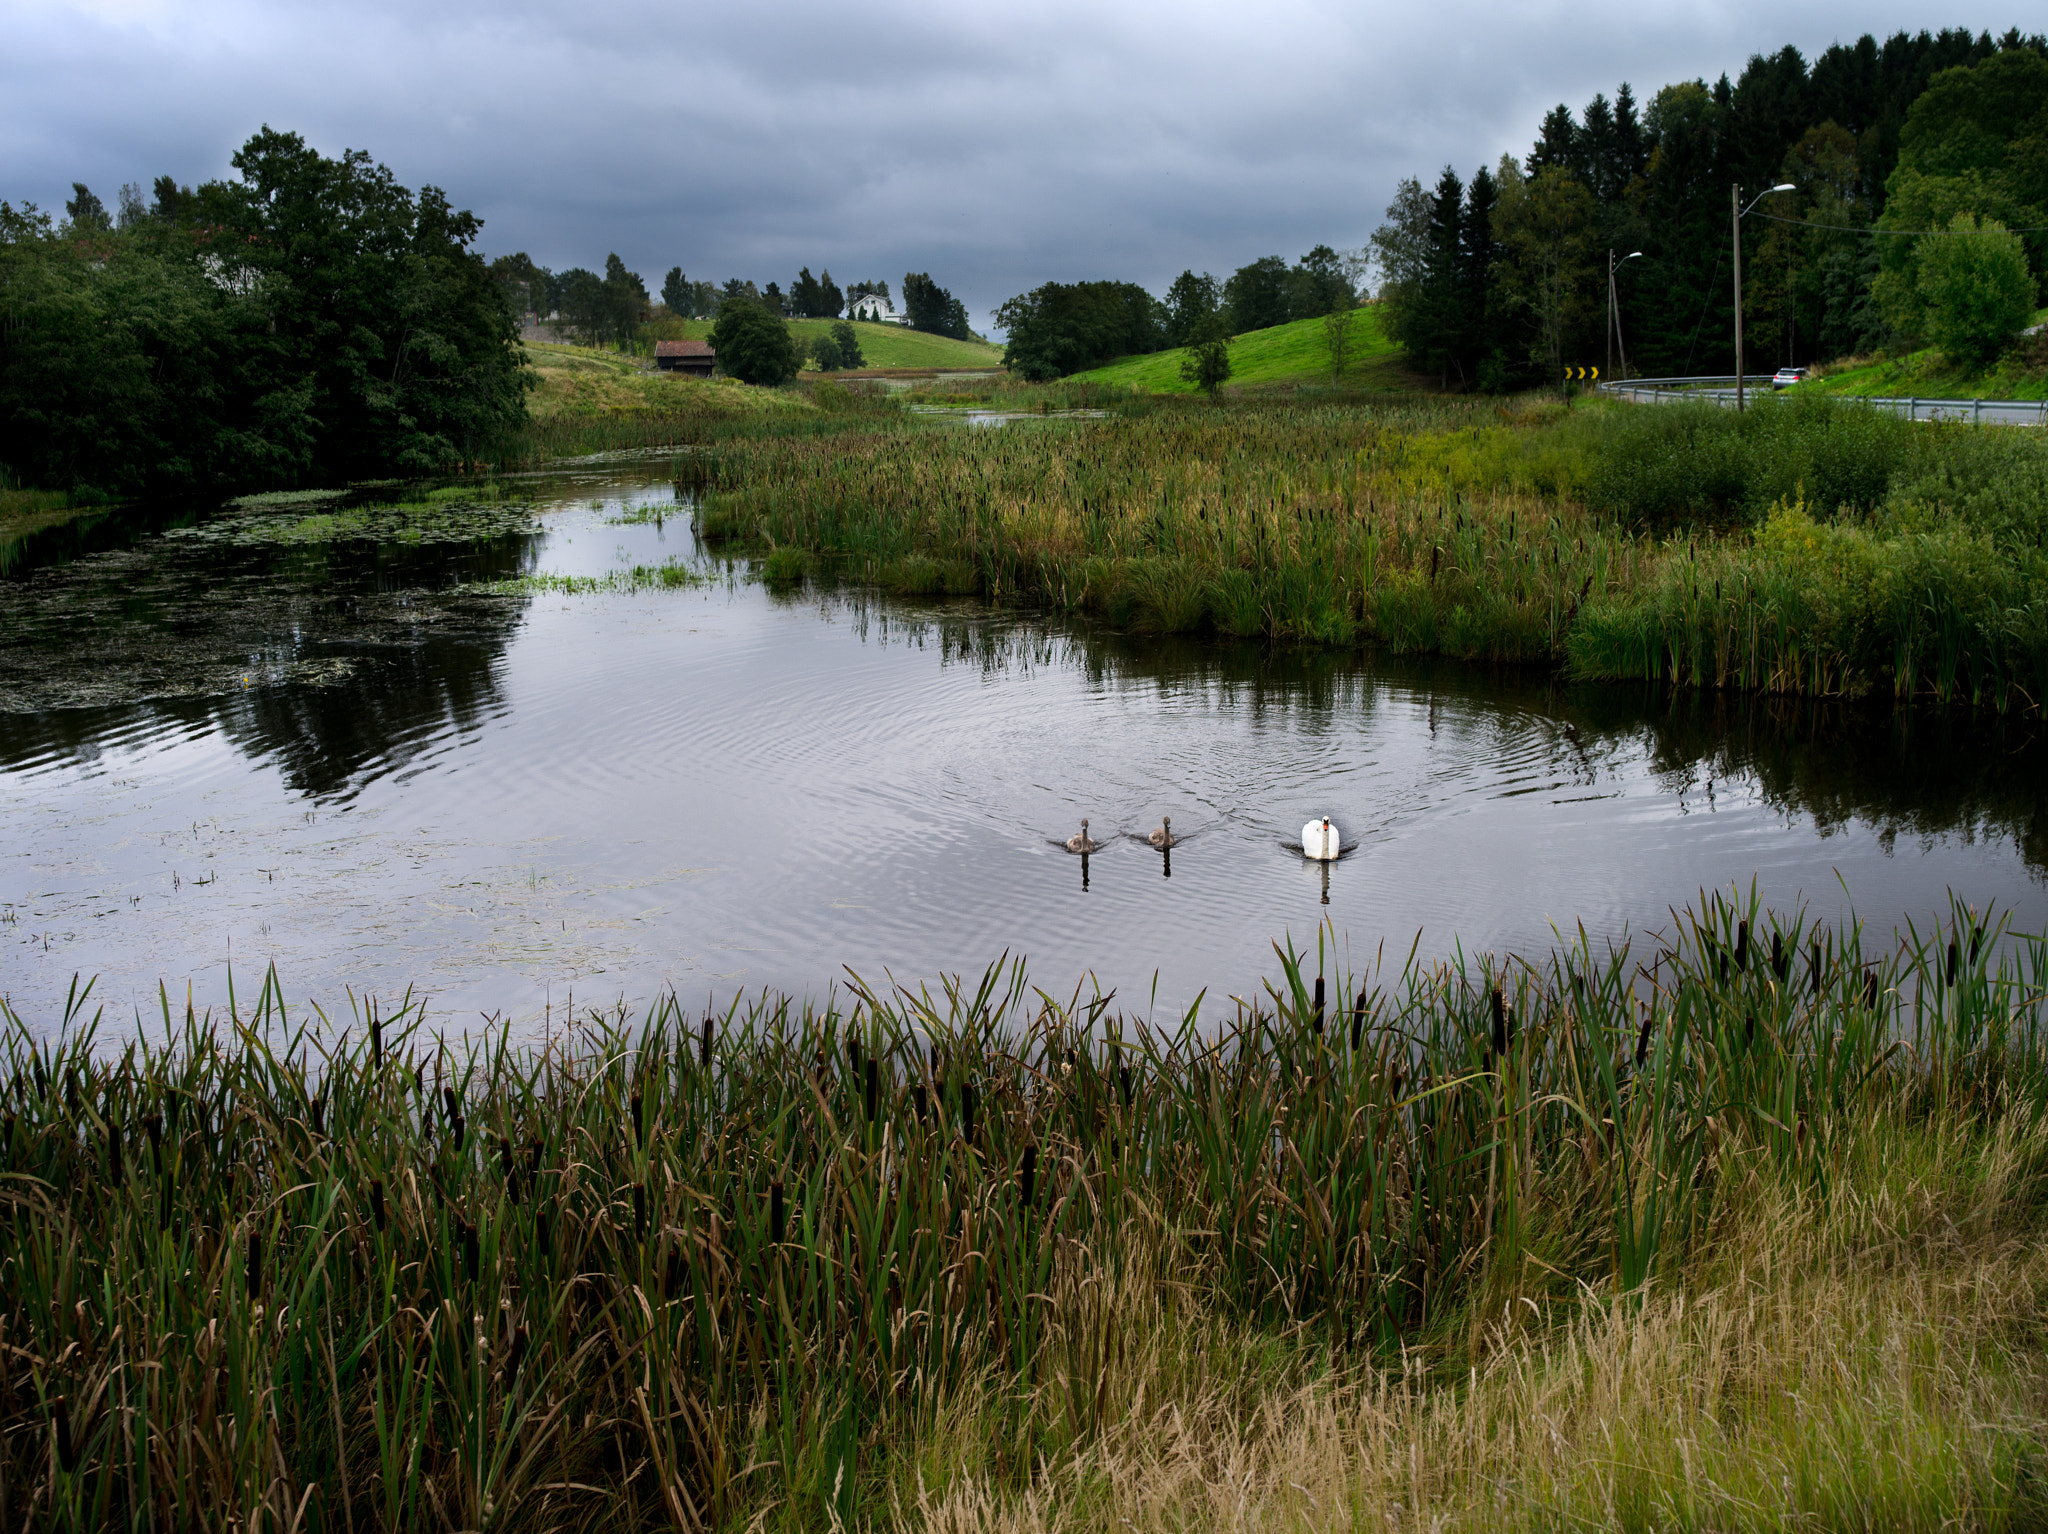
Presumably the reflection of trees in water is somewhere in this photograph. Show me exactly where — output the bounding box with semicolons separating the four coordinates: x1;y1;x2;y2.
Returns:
835;590;2048;877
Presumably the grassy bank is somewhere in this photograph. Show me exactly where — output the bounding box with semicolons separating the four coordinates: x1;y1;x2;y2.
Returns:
1804;311;2048;402
629;319;1004;372
692;391;2048;711
6;894;2048;1530
1067;306;1409;394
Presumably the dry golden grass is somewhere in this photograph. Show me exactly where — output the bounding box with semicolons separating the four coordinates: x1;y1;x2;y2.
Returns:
900;1102;2048;1533
522;342;813;422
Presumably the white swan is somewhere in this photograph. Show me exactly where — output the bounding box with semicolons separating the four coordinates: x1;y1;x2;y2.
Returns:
1302;816;1339;861
1065;819;1099;854
1148;816;1177;848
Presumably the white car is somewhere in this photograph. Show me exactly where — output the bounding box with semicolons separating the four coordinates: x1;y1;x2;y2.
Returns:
1771;367;1807;389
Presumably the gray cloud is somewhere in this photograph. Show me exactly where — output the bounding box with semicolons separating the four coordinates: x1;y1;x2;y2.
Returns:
1;0;2026;333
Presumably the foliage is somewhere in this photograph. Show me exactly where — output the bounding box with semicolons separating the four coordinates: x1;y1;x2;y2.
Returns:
1178;321;1232;396
996;280;1166;380
708;301;801;387
1223;255;1294;332
0;129;529;496
1162;269;1220;346
1913;214;2037;362
1492;160;1598;383
808;319;865;372
902;271;972;339
3;893;2044;1528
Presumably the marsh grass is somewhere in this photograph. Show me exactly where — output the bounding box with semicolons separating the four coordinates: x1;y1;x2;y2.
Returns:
688;393;2048;711
5;892;2048;1529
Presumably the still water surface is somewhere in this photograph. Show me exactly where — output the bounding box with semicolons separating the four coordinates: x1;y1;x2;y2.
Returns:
4;460;2044;1035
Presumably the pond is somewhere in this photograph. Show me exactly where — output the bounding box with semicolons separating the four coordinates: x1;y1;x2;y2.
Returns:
3;459;2044;1036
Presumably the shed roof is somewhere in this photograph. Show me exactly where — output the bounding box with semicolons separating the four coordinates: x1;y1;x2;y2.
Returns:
655;339;715;358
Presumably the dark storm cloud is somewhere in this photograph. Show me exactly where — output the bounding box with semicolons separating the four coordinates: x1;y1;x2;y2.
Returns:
0;0;2028;331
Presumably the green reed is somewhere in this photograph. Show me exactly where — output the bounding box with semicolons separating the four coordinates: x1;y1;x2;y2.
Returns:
2;893;2043;1530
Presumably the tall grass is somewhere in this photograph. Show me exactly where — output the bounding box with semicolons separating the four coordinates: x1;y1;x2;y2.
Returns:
688;393;2048;711
4;893;2046;1529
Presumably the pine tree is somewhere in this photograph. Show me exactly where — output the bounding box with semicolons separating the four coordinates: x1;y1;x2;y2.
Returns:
818;269;843;319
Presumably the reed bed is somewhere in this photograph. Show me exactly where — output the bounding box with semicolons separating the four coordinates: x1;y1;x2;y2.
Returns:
4;893;2046;1529
688;394;2048;712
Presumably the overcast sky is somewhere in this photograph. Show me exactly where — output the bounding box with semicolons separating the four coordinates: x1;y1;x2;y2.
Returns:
1;0;2030;334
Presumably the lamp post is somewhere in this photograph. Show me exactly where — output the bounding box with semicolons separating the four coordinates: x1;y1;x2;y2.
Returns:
1608;250;1642;382
1733;182;1795;411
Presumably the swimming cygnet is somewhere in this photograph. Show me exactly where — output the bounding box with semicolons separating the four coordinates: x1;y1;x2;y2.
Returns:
1148;816;1178;848
1065;819;1100;854
1302;816;1339;860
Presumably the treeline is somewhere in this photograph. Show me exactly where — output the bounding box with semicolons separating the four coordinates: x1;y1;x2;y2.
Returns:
1376;26;2048;388
997;246;1361;380
0;130;527;498
487;255;975;345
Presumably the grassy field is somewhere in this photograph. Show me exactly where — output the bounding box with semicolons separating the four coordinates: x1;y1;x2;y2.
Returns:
7;893;2047;1531
1067;306;1411;394
692;389;2048;712
632;318;1004;372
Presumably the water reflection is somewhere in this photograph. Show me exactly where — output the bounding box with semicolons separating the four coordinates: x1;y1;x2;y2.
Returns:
1;463;2043;1034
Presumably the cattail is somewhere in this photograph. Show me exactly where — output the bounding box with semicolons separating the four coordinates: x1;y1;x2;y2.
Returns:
107;1121;123;1184
700;1014;713;1070
1717;950;1728;985
1429;544;1441;582
848;1036;862;1080
1489;988;1508;1057
451;1113;465;1154
1020;1143;1037;1208
913;1083;929;1123
247;1230;263;1297
1734;920;1749;972
1351;990;1368;1051
865;1057;878;1120
1390;1069;1404;1098
1119;1065;1132;1108
930;1043;942;1081
460;1219;479;1282
501;1137;520;1204
1634;1004;1656;1067
369;1178;386;1232
534;1210;551;1258
1810;939;1824;997
506;1326;529;1387
1311;977;1325;1034
309;1095;326;1137
770;1180;786;1246
370;1010;382;1066
633;1183;647;1240
1745;1010;1756;1046
66;1069;79;1115
1970;924;1985;965
1770;931;1786;981
53;1395;77;1473
1946;940;1958;987
961;1082;977;1144
1864;969;1881;1008
442;1085;459;1126
630;1090;644;1147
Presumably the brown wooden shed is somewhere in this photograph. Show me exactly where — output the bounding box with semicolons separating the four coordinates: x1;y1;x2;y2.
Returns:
654;339;715;376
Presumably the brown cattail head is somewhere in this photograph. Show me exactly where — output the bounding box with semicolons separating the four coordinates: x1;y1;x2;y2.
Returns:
1810;939;1824;997
1770;930;1787;981
1352;990;1368;1051
370;1009;382;1065
460;1218;479;1283
54;1395;77;1473
633;1183;647;1240
107;1122;123;1184
848;1036;862;1079
913;1083;929;1124
507;1325;530;1387
1489;988;1508;1057
1635;1005;1656;1068
451;1113;465;1154
1735;920;1749;971
247;1230;263;1297
961;1082;977;1145
1119;1065;1132;1108
442;1085;459;1126
700;1014;712;1069
630;1089;644;1147
309;1095;326;1138
1020;1143;1037;1209
865;1057;879;1120
769;1180;786;1247
1311;976;1325;1034
534;1210;551;1258
1946;939;1959;987
369;1178;386;1232
1864;968;1881;1008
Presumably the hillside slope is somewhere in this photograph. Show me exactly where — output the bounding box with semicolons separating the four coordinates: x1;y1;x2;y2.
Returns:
523;343;815;420
1802;315;2048;402
640;317;1002;371
1068;306;1412;393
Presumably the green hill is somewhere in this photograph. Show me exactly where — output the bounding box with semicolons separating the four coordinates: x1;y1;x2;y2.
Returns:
642;317;1002;371
1067;306;1412;393
1801;313;2048;402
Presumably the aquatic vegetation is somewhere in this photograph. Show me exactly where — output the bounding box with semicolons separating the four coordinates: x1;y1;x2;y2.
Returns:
174;495;540;549
473;557;710;595
4;892;2046;1529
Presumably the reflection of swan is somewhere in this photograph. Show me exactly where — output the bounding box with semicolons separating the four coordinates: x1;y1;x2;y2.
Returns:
1147;816;1177;848
1065;819;1099;854
1302;817;1339;861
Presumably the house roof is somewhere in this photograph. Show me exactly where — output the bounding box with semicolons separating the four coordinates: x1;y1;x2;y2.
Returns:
655;339;714;358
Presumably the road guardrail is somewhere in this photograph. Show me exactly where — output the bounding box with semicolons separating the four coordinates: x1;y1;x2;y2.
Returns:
1597;377;2048;426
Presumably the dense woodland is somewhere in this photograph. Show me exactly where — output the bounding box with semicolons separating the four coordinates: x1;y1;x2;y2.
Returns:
1375;27;2048;387
0;130;528;498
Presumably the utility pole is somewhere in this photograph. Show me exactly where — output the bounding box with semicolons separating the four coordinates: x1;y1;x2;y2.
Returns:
1607;249;1614;384
1733;183;1745;413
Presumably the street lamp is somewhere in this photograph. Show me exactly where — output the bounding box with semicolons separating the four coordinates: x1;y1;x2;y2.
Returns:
1607;250;1643;383
1733;183;1796;411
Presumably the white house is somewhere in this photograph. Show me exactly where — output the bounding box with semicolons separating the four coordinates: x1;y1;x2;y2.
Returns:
846;292;907;325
